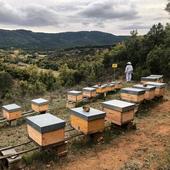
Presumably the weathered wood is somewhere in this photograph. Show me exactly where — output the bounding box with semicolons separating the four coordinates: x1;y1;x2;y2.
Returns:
103;107;134;125
0;148;22;170
27;125;65;146
83;87;96;98
31;103;48;113
155;88;165;97
70;115;105;135
2;104;22;121
120;93;144;103
3;110;22;121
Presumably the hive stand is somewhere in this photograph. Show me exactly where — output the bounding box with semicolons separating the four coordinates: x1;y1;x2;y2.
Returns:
120;88;145;103
26;113;67;156
2;104;22;126
0;147;22;170
102;100;136;126
83;87;96;99
70;107;106;143
133;84;156;100
145;82;166;97
31;98;48;113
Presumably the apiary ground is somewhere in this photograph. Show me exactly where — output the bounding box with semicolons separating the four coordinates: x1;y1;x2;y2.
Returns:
0;86;169;170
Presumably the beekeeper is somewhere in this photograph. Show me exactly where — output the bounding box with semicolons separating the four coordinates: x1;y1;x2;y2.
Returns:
125;62;133;82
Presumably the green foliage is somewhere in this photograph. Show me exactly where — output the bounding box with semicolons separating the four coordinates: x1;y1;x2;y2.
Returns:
0;72;13;98
102;23;170;79
59;64;77;87
0;30;128;49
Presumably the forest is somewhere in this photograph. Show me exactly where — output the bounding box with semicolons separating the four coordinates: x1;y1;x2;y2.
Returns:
0;23;169;101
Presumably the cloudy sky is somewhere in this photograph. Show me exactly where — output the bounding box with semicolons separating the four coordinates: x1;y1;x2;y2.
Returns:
0;0;169;35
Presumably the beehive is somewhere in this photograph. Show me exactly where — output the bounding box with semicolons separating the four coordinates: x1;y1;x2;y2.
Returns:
67;90;83;102
102;100;135;125
111;81;122;90
93;85;105;94
150;75;163;82
2;104;22;121
145;82;166;97
70;107;106;134
108;83;115;91
120;88;145;103
83;87;96;98
141;76;162;83
133;84;156;100
103;84;111;93
26;113;65;146
31;98;48;113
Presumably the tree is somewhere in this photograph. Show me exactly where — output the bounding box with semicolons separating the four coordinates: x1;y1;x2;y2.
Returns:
0;72;13;98
165;0;170;13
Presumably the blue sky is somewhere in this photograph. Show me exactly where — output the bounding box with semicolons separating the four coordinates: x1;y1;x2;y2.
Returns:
0;0;169;35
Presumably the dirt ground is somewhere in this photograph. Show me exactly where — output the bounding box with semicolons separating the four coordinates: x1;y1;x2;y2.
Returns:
55;98;170;170
0;89;170;170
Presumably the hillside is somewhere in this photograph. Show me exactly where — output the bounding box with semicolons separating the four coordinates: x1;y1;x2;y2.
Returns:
0;29;128;49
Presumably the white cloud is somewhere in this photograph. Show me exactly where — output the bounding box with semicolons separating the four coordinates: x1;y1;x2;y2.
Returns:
0;0;169;35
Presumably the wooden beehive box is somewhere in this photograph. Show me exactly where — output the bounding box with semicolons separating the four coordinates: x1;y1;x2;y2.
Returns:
67;90;83;102
133;84;156;100
2;104;22;121
107;83;115;91
150;75;163;82
83;87;96;98
120;88;145;103
111;81;122;90
31;98;48;113
145;82;166;97
141;76;162;83
70;107;106;134
26;113;65;146
93;84;108;94
102;84;110;93
102;100;135;125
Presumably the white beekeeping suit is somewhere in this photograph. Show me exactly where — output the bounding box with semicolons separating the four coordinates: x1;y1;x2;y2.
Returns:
125;62;133;82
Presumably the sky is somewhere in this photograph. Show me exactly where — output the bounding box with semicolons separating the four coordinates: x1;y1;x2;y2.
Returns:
0;0;169;35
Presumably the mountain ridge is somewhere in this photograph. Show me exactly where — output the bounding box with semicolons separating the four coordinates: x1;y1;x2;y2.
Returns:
0;29;128;49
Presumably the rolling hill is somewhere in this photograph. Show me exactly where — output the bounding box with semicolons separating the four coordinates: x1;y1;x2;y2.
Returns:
0;29;128;49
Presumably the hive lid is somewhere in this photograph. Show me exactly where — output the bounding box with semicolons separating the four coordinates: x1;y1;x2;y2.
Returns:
111;81;121;85
101;84;108;88
83;87;96;92
70;107;106;121
150;75;163;78
107;83;115;87
121;88;145;95
102;100;135;112
145;82;166;88
133;84;156;91
31;98;48;105
141;76;160;81
92;85;103;89
2;104;21;112
26;113;65;133
68;90;82;96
